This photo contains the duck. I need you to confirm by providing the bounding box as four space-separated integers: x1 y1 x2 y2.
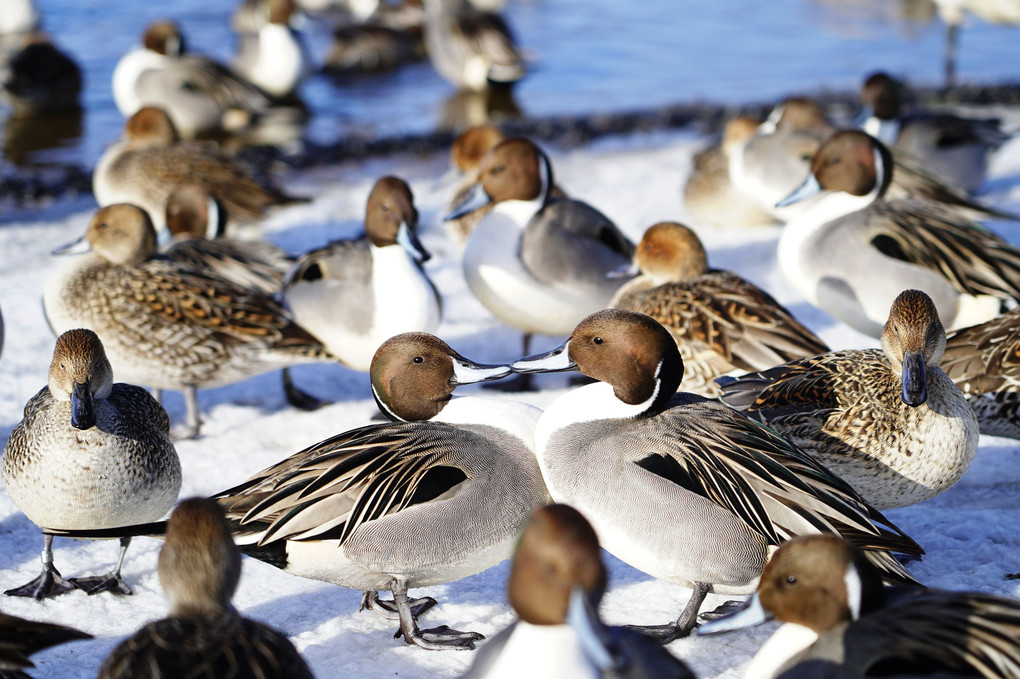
43 204 334 439
98 498 314 679
0 0 38 36
443 124 507 247
860 71 1008 193
683 116 776 228
446 137 634 387
699 535 1020 679
933 0 1020 90
112 20 282 139
609 221 828 397
510 309 923 643
2 329 180 599
282 175 441 374
421 0 524 92
1 34 81 118
718 289 979 510
940 306 1020 439
93 108 308 233
232 0 308 100
0 608 92 675
775 129 1020 338
460 504 696 679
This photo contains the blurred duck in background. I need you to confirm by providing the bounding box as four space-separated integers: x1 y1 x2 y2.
232 0 309 100
421 0 525 92
1 33 81 118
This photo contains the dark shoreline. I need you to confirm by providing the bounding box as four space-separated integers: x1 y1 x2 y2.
4 80 1020 206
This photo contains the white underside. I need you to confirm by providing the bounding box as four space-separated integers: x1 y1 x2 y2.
241 24 305 97
744 623 818 679
484 623 599 679
112 48 168 116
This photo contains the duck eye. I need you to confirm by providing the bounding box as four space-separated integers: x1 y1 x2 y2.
827 156 840 166
493 165 506 174
413 356 424 364
593 337 604 345
786 575 797 585
97 222 109 230
381 204 390 211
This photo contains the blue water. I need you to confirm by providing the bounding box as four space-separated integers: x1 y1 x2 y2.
9 0 1020 168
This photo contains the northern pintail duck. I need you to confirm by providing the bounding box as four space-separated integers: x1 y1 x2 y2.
776 129 1020 338
860 72 1008 193
1 34 81 118
112 20 281 139
421 0 524 92
0 0 38 36
93 108 308 233
683 116 776 228
211 332 547 650
43 204 333 439
2 329 180 599
232 0 307 99
98 498 314 679
0 608 92 675
460 504 696 679
283 176 441 373
941 306 1020 439
443 124 506 247
325 22 422 75
719 289 979 510
447 137 634 385
511 309 922 642
609 222 828 397
700 535 1020 679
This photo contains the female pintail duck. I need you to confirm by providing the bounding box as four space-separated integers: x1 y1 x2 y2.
421 0 524 92
0 607 92 673
2 329 180 599
232 0 307 99
941 306 1020 439
446 137 634 388
860 71 1008 193
699 535 1020 679
164 183 292 297
283 176 441 375
460 504 695 679
609 221 828 397
444 124 506 247
719 289 978 510
43 204 333 439
511 309 922 643
776 129 1020 338
98 498 314 679
93 108 308 233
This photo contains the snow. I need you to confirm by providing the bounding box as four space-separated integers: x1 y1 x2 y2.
2 120 1020 678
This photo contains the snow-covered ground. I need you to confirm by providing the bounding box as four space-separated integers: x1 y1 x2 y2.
2 120 1020 678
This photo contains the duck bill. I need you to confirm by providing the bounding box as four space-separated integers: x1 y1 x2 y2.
397 221 431 264
52 235 91 256
901 350 927 407
606 260 639 280
511 342 577 374
776 173 822 208
696 593 773 636
451 354 511 385
71 380 96 430
443 182 491 221
567 586 615 671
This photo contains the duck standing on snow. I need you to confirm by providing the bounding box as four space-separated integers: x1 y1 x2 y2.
610 221 828 396
2 329 180 599
43 204 334 439
511 309 922 642
98 498 314 679
719 289 979 510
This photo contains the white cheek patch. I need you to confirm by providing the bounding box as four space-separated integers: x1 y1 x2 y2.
843 563 862 620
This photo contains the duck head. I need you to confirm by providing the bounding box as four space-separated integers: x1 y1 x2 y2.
48 329 114 430
882 289 945 408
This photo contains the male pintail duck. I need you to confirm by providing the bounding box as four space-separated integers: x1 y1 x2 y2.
421 0 524 92
93 108 308 233
0 607 92 674
776 129 1020 338
232 0 307 99
700 535 1020 679
446 137 634 388
98 498 314 679
43 204 333 439
511 309 922 643
2 329 180 599
444 124 507 247
719 289 979 510
283 176 441 375
941 306 1020 439
860 71 1008 193
609 221 828 396
460 504 695 679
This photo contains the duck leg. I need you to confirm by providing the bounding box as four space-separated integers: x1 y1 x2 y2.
625 581 710 644
360 589 438 619
282 368 330 411
390 579 483 650
70 537 133 595
169 386 203 440
5 535 78 599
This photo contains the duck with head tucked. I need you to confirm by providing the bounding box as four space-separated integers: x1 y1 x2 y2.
2 329 180 599
511 309 922 643
43 204 334 439
719 289 978 510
